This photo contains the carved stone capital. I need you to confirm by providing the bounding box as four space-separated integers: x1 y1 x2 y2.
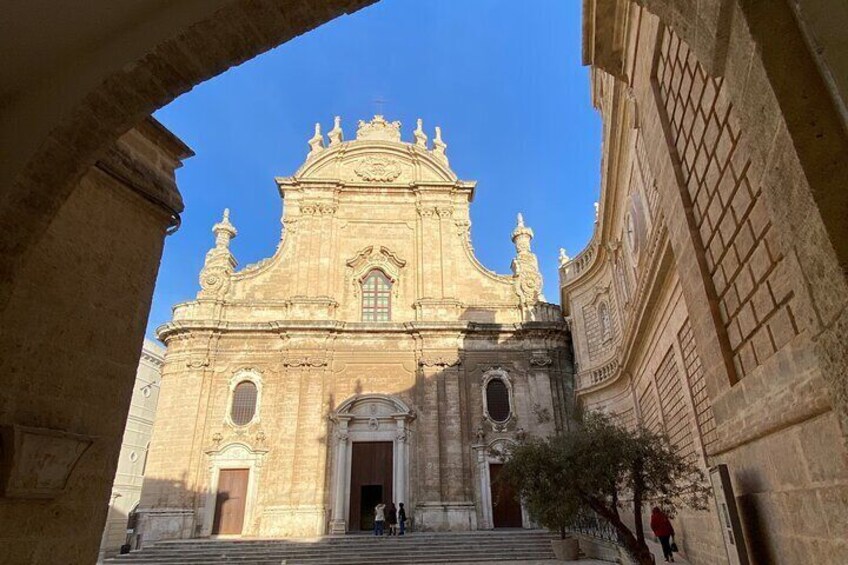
281 357 329 368
418 356 461 368
529 351 553 367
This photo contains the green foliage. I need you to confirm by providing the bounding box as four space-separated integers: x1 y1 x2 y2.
500 411 711 562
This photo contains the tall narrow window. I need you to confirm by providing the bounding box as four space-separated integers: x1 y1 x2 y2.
231 381 258 425
362 270 392 321
485 378 511 423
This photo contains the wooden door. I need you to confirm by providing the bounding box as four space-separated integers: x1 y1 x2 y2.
212 468 249 535
490 463 523 528
349 442 393 531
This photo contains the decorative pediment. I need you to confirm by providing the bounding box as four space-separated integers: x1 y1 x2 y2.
346 245 407 298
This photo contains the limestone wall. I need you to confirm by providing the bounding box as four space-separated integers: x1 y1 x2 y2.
0 119 190 564
568 3 848 563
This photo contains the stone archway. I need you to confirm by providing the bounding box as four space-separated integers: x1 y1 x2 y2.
328 394 415 534
2 1 848 563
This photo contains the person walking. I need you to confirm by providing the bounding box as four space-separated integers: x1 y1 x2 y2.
386 502 398 536
374 502 386 536
650 506 675 562
398 502 407 536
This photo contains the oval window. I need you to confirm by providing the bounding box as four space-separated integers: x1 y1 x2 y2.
486 378 511 423
231 381 258 426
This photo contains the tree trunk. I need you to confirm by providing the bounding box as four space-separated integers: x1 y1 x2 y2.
587 499 654 565
633 491 645 546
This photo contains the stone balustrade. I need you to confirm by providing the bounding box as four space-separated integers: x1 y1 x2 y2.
575 358 619 390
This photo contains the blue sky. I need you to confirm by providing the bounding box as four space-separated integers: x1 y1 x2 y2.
148 0 600 338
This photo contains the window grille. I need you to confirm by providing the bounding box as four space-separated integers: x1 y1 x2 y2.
362 270 392 321
231 381 258 425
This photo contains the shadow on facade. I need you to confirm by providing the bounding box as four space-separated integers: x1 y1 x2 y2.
134 314 573 545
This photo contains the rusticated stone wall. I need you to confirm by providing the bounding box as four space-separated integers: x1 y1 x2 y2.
569 2 848 562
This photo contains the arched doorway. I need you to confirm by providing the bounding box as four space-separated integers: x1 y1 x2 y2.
328 394 415 534
474 438 528 530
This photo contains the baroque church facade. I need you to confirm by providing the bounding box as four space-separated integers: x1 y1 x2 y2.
138 116 571 541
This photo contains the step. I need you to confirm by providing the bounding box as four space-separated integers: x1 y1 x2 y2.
106 530 559 564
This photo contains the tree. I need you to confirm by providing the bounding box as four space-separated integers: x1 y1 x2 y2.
499 412 711 565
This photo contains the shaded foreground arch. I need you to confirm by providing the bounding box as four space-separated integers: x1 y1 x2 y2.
0 0 847 563
1 0 376 307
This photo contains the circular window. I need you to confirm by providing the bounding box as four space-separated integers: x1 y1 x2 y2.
486 378 511 423
231 381 258 426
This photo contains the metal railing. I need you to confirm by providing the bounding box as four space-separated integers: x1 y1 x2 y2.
566 511 625 544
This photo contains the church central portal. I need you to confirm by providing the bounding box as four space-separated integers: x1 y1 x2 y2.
349 442 393 530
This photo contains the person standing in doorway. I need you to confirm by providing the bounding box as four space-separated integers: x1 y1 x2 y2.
374 502 386 536
650 506 675 562
386 502 398 535
398 502 407 535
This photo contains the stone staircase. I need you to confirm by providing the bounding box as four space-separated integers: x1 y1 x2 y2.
105 530 560 564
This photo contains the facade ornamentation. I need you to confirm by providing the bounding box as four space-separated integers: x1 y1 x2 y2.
418 356 462 367
299 201 338 215
511 213 543 306
558 247 570 266
432 126 448 164
280 357 328 368
308 122 325 156
529 351 553 367
346 245 406 298
198 209 237 299
413 118 428 148
186 357 210 369
354 155 402 182
145 115 568 542
327 116 344 146
356 114 402 142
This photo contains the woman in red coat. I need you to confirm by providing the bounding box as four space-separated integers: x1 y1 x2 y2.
650 506 675 562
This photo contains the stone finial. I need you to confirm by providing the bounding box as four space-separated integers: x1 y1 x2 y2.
213 208 237 248
511 212 543 307
512 212 534 244
328 116 344 146
413 118 428 148
308 122 325 156
559 247 570 266
432 126 448 164
199 208 237 298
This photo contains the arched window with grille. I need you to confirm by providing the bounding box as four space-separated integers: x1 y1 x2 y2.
361 270 392 321
230 380 258 426
484 373 512 424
